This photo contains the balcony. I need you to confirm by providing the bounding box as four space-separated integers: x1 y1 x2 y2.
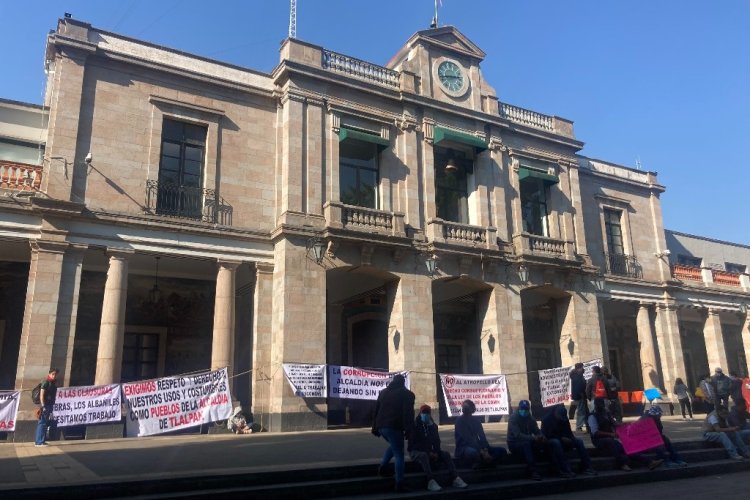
712 270 741 287
670 264 702 282
324 201 405 237
145 180 232 225
1 160 42 192
603 253 642 279
513 233 574 259
426 219 498 249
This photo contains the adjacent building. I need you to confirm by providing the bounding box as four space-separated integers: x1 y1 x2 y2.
0 17 747 437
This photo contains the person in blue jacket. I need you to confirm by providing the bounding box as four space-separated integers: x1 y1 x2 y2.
507 399 550 481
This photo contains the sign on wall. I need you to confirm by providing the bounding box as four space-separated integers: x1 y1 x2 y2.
123 368 232 437
328 365 410 401
54 384 121 427
439 374 509 416
283 363 327 398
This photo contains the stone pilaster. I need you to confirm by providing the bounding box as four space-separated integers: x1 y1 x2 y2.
655 301 685 398
305 99 324 215
267 238 327 431
557 291 606 368
566 164 588 257
488 138 510 241
636 302 659 388
471 149 492 227
250 262 274 425
15 241 86 402
211 261 240 375
703 308 728 372
278 93 305 219
387 272 436 412
421 118 437 229
94 249 133 385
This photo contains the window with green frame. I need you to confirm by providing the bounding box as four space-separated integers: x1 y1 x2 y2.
520 176 549 236
434 147 471 223
339 138 379 209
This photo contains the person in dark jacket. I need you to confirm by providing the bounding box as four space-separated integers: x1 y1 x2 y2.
372 374 415 492
408 404 468 492
541 405 597 477
569 363 587 431
507 400 549 481
454 399 507 468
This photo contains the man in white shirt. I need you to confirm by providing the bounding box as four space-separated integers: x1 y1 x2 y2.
702 405 750 460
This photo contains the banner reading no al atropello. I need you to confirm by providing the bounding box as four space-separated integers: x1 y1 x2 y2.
0 391 20 432
328 365 410 401
54 384 121 427
283 363 327 398
439 374 509 416
123 368 232 437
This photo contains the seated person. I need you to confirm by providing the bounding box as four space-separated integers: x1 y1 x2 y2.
408 404 467 492
228 407 253 434
641 406 686 466
541 404 597 477
454 399 507 469
704 405 750 459
588 398 631 471
728 401 750 438
507 400 549 481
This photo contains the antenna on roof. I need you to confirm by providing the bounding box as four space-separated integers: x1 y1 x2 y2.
636 156 642 170
430 0 440 28
288 0 297 39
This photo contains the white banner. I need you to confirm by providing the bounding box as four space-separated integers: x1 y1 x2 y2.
54 384 121 427
538 358 603 408
0 391 20 432
328 365 410 401
123 368 233 437
283 363 327 398
439 374 509 416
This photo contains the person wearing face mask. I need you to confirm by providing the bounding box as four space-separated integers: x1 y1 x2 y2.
541 404 597 478
507 400 549 481
454 399 507 468
408 404 468 492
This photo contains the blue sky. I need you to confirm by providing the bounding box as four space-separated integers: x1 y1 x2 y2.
1 1 748 244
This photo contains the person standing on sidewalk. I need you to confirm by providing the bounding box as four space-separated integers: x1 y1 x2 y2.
673 377 693 420
372 374 415 492
569 363 587 431
35 368 58 447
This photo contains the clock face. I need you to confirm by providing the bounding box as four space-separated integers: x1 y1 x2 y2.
438 60 465 93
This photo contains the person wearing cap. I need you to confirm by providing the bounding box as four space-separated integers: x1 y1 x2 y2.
712 368 732 409
372 374 415 493
408 404 468 492
507 400 549 481
702 404 750 460
541 404 597 477
641 405 686 467
454 399 507 469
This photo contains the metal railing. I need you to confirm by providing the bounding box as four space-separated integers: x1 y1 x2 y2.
145 180 232 225
603 253 642 278
321 49 400 89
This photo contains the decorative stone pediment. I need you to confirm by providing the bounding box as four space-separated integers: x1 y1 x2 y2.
419 27 486 60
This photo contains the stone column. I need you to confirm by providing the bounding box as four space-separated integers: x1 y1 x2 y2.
211 261 240 375
394 114 421 234
636 302 659 388
15 240 86 398
250 262 274 426
655 301 685 398
703 308 729 372
94 249 133 385
471 149 492 227
387 272 436 412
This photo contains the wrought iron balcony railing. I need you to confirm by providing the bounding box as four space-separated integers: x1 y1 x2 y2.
603 253 642 278
145 180 232 225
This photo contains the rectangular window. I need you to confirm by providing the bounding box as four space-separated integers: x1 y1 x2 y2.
520 177 549 236
157 119 207 218
604 209 625 256
677 254 702 267
339 136 379 209
434 148 471 223
121 333 159 383
726 263 746 274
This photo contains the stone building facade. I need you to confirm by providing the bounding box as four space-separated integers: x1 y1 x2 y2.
0 17 748 436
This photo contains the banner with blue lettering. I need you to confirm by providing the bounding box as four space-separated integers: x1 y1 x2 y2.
123 368 232 437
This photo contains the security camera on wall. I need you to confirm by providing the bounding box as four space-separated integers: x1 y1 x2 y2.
84 152 92 164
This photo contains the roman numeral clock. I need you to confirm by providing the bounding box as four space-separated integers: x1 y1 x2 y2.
435 58 469 97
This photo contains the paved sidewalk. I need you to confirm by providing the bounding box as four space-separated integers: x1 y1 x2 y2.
0 416 705 492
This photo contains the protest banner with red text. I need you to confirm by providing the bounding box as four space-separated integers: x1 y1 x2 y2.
123 368 232 437
616 417 664 455
538 358 603 408
328 365 410 401
439 374 509 416
0 391 20 432
54 384 121 427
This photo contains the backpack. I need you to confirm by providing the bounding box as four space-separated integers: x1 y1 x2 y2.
594 378 607 399
31 383 42 405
